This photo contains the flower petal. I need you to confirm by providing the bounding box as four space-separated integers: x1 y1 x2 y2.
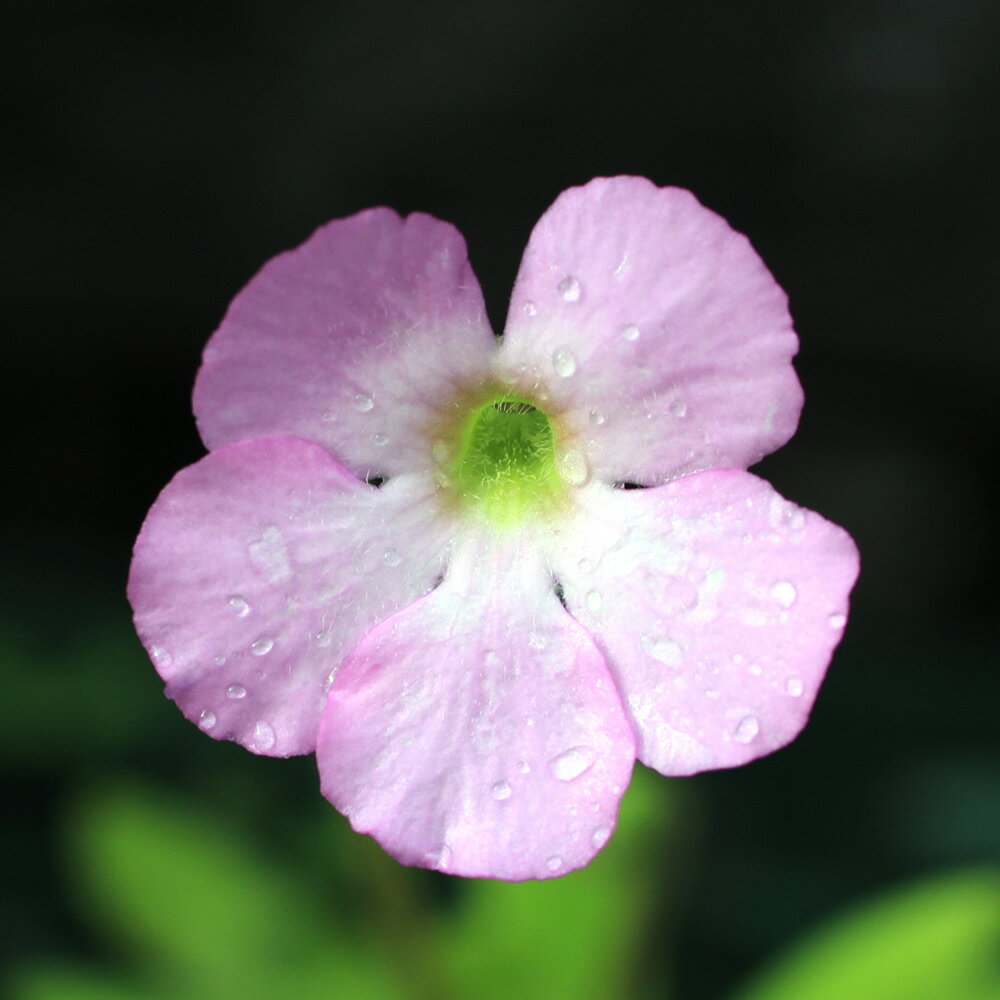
128 437 451 756
500 176 802 484
316 534 635 880
547 472 859 774
194 209 497 477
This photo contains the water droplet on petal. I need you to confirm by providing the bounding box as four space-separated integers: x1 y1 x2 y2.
383 548 401 566
588 408 605 425
484 649 502 667
199 710 217 730
669 399 688 418
250 720 275 751
585 588 603 613
425 845 452 871
771 581 797 608
748 663 763 676
372 432 389 446
517 760 531 774
591 825 611 849
353 393 374 412
557 275 581 301
641 634 681 666
785 507 806 531
552 347 577 377
315 626 335 648
527 632 547 650
523 300 538 316
621 323 640 341
733 715 760 743
556 447 589 486
251 636 274 656
150 645 173 668
226 683 247 700
785 676 804 697
828 612 847 629
228 595 250 617
491 780 512 801
321 409 337 422
549 745 596 781
546 855 564 871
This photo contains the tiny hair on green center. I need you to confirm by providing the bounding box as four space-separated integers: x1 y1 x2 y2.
447 394 566 526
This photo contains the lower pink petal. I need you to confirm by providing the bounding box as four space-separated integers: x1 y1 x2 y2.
317 533 635 880
547 471 859 774
128 437 451 756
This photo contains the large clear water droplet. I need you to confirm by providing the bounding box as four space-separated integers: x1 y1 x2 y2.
250 720 275 751
250 636 274 656
549 745 596 781
228 595 250 617
353 393 374 412
557 276 581 301
491 780 512 801
552 348 577 377
591 825 611 849
641 634 681 666
733 715 760 743
226 683 247 700
771 581 797 608
199 709 217 731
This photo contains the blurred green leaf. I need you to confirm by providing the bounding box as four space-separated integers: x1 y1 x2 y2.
440 765 678 1000
8 965 170 1000
727 868 1000 1000
61 781 404 1000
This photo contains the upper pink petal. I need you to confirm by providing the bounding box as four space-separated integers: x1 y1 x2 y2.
546 472 859 774
316 532 636 880
500 176 802 484
194 209 498 477
127 436 451 756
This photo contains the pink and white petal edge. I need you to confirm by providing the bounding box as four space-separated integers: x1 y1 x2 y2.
500 176 803 484
128 436 451 756
546 470 859 775
317 532 636 880
194 209 498 479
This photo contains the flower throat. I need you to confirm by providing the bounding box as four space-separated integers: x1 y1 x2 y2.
447 395 566 526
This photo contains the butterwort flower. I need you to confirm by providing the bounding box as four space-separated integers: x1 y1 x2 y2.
129 176 859 880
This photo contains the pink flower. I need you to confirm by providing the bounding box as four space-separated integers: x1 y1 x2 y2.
129 176 859 880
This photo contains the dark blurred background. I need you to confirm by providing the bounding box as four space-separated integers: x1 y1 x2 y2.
3 1 998 998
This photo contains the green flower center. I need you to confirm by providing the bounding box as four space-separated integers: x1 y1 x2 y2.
447 395 567 526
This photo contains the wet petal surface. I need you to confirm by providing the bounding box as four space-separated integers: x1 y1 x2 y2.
317 533 635 880
501 177 802 484
548 471 859 774
194 209 497 478
128 437 451 756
